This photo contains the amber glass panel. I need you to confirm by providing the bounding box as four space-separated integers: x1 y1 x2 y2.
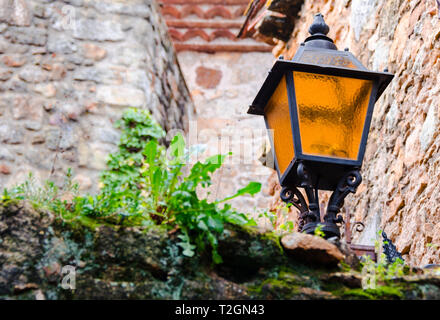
293 71 373 160
265 76 294 175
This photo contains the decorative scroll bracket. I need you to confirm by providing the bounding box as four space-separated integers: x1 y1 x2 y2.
280 162 362 239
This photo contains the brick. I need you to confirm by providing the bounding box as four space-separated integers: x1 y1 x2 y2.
83 43 107 61
195 66 222 89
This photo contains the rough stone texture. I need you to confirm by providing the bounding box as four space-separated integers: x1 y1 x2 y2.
265 0 440 267
281 233 345 267
2 200 440 300
177 51 275 217
0 0 195 192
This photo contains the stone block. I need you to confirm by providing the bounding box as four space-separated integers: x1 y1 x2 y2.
96 85 145 107
49 64 67 81
60 103 84 121
47 32 77 54
420 103 438 152
24 120 42 131
0 163 11 174
18 66 48 83
62 0 84 6
0 0 31 27
31 133 45 145
0 37 8 53
93 127 120 145
45 127 77 151
73 68 101 82
6 27 47 46
82 43 107 61
12 96 44 121
2 54 26 67
0 68 12 81
72 18 125 42
281 233 345 267
24 147 52 170
34 83 56 98
0 147 14 161
0 123 24 144
91 1 150 17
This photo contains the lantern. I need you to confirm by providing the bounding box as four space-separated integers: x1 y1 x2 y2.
248 14 394 238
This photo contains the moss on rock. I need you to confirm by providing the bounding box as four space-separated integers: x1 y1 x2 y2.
1 201 439 300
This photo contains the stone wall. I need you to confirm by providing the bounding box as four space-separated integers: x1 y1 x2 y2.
4 200 440 300
265 0 440 266
177 51 275 216
0 0 195 191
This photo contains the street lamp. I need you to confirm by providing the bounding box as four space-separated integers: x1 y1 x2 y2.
248 13 394 239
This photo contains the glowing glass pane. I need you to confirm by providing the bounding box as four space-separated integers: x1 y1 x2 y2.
265 76 294 175
293 71 372 160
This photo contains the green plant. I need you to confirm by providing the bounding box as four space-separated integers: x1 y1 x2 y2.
385 257 405 279
314 223 325 238
3 169 79 215
278 220 295 233
258 202 295 234
359 229 407 291
258 210 277 229
135 132 260 263
360 253 405 290
3 108 262 264
101 108 166 192
96 109 262 263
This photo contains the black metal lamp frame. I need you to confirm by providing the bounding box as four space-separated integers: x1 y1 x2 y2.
247 13 394 238
280 163 362 238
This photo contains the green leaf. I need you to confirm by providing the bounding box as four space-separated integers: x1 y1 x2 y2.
238 182 261 196
143 140 158 164
207 232 222 264
180 244 195 257
177 234 196 257
217 181 261 203
197 220 208 231
152 168 162 188
207 216 223 233
169 133 185 160
205 154 226 167
171 190 193 199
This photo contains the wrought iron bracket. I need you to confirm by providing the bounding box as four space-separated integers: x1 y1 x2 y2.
344 208 365 244
280 162 362 239
323 169 362 232
280 162 321 232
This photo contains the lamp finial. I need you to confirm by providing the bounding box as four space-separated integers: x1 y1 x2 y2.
304 13 336 50
309 13 329 36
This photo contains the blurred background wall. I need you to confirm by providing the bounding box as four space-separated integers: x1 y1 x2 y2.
0 0 195 191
